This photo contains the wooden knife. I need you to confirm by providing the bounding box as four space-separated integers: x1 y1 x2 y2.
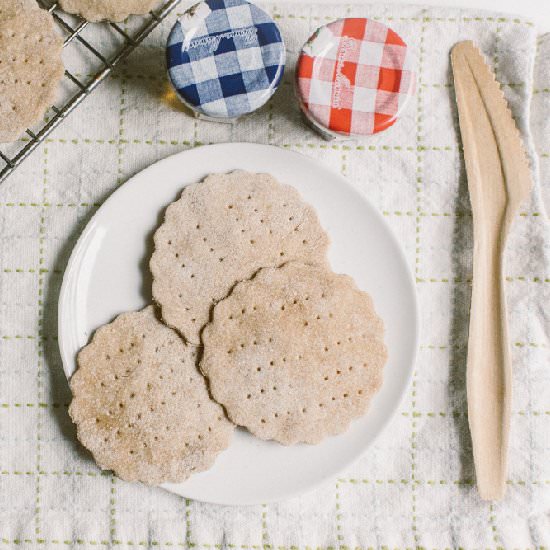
450 41 533 500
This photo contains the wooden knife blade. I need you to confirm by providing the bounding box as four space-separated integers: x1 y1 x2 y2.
450 41 532 500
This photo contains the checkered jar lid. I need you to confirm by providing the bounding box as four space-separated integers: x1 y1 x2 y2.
296 18 415 138
167 0 285 120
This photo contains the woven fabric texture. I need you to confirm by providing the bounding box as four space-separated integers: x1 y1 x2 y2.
0 1 549 548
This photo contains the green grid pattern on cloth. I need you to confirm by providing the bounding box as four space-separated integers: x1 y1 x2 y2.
0 2 549 549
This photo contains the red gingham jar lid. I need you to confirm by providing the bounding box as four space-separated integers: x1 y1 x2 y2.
296 18 416 138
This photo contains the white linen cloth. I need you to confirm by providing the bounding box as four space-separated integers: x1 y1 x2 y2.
0 1 548 548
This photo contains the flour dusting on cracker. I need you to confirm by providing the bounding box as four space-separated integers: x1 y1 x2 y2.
69 306 234 485
201 262 387 445
0 4 64 143
150 171 330 344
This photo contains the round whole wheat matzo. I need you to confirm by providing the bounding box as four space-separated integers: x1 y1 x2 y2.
200 262 388 445
58 0 162 22
0 0 38 19
69 306 234 485
150 171 330 344
0 4 64 143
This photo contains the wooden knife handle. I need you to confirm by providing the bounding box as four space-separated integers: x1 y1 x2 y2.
467 218 511 500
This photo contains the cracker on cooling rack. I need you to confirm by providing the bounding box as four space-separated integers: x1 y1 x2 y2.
0 2 64 143
58 0 162 22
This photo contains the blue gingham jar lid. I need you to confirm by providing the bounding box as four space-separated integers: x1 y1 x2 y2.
167 0 285 119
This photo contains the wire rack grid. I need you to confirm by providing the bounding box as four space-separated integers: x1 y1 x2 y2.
0 0 182 185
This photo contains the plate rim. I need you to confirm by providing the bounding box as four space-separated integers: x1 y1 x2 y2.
58 142 419 505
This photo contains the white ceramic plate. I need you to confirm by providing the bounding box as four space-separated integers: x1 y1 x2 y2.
59 143 418 505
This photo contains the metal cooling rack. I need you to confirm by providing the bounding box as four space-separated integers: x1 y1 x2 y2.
0 0 182 185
